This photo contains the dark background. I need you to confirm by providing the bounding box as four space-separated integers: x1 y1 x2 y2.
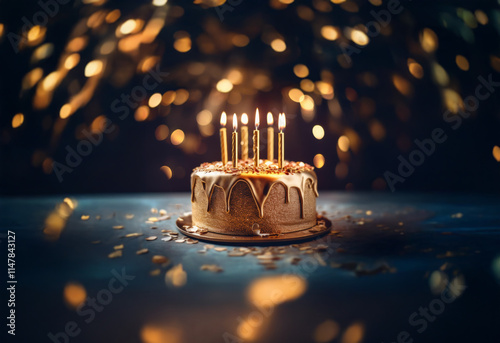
1 0 499 195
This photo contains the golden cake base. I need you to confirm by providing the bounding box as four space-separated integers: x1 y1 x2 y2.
176 213 331 244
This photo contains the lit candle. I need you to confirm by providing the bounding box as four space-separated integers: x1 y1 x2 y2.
267 112 274 161
241 113 249 160
232 114 238 168
278 113 286 169
220 112 228 165
253 108 260 168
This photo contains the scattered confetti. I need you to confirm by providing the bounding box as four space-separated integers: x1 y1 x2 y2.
136 248 149 255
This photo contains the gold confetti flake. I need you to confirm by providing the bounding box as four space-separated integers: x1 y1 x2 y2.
161 236 173 242
91 240 101 244
175 239 186 243
108 250 122 258
186 238 199 244
451 212 463 218
81 215 90 220
148 217 159 222
113 225 124 230
113 244 124 250
125 233 144 238
136 248 149 255
146 236 158 241
159 209 167 216
150 269 161 276
214 247 227 252
125 214 135 219
228 250 246 257
152 255 169 264
151 208 158 213
200 264 223 273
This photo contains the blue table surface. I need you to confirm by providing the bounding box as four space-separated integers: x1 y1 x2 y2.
1 192 500 343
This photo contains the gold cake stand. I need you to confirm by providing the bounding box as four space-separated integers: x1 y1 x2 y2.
176 213 332 244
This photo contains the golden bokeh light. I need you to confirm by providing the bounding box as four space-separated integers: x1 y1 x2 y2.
152 0 168 6
348 29 369 46
105 9 121 23
64 53 80 70
407 59 424 79
170 129 185 145
174 37 192 52
173 89 189 105
84 60 103 77
455 55 470 71
232 34 250 47
313 154 325 168
90 115 107 134
148 93 162 108
63 282 87 309
300 95 315 111
288 88 305 102
313 319 340 343
312 125 325 140
293 64 309 78
341 322 365 343
392 74 413 96
321 25 339 41
165 264 187 287
270 38 286 52
120 19 137 35
155 125 169 141
12 113 24 128
134 105 150 121
247 275 307 307
196 110 213 126
493 146 500 162
338 135 350 152
300 79 315 92
59 104 72 119
420 28 438 53
160 165 173 179
162 90 176 106
216 79 233 93
140 324 182 343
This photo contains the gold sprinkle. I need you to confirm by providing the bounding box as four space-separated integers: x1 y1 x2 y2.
136 248 149 255
125 214 135 219
175 239 186 243
113 244 124 250
152 255 169 264
108 250 122 258
146 236 158 241
125 233 143 238
81 215 90 221
214 247 227 252
113 225 124 230
201 264 224 273
149 269 161 276
151 208 158 213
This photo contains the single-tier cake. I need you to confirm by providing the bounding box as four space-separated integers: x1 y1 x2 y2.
191 160 318 236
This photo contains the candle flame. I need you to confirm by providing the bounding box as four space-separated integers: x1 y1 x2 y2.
233 113 238 131
255 108 260 130
220 111 227 127
267 112 273 125
241 113 248 125
279 113 286 131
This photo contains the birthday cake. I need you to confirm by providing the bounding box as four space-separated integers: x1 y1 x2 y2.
190 160 318 236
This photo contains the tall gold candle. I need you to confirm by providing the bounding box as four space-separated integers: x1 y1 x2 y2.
267 112 274 161
253 108 260 167
278 113 286 169
232 114 238 168
220 112 228 165
240 113 249 160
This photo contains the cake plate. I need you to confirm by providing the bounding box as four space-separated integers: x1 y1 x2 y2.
176 213 332 244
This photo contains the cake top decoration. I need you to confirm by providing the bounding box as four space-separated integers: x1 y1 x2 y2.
193 160 314 175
